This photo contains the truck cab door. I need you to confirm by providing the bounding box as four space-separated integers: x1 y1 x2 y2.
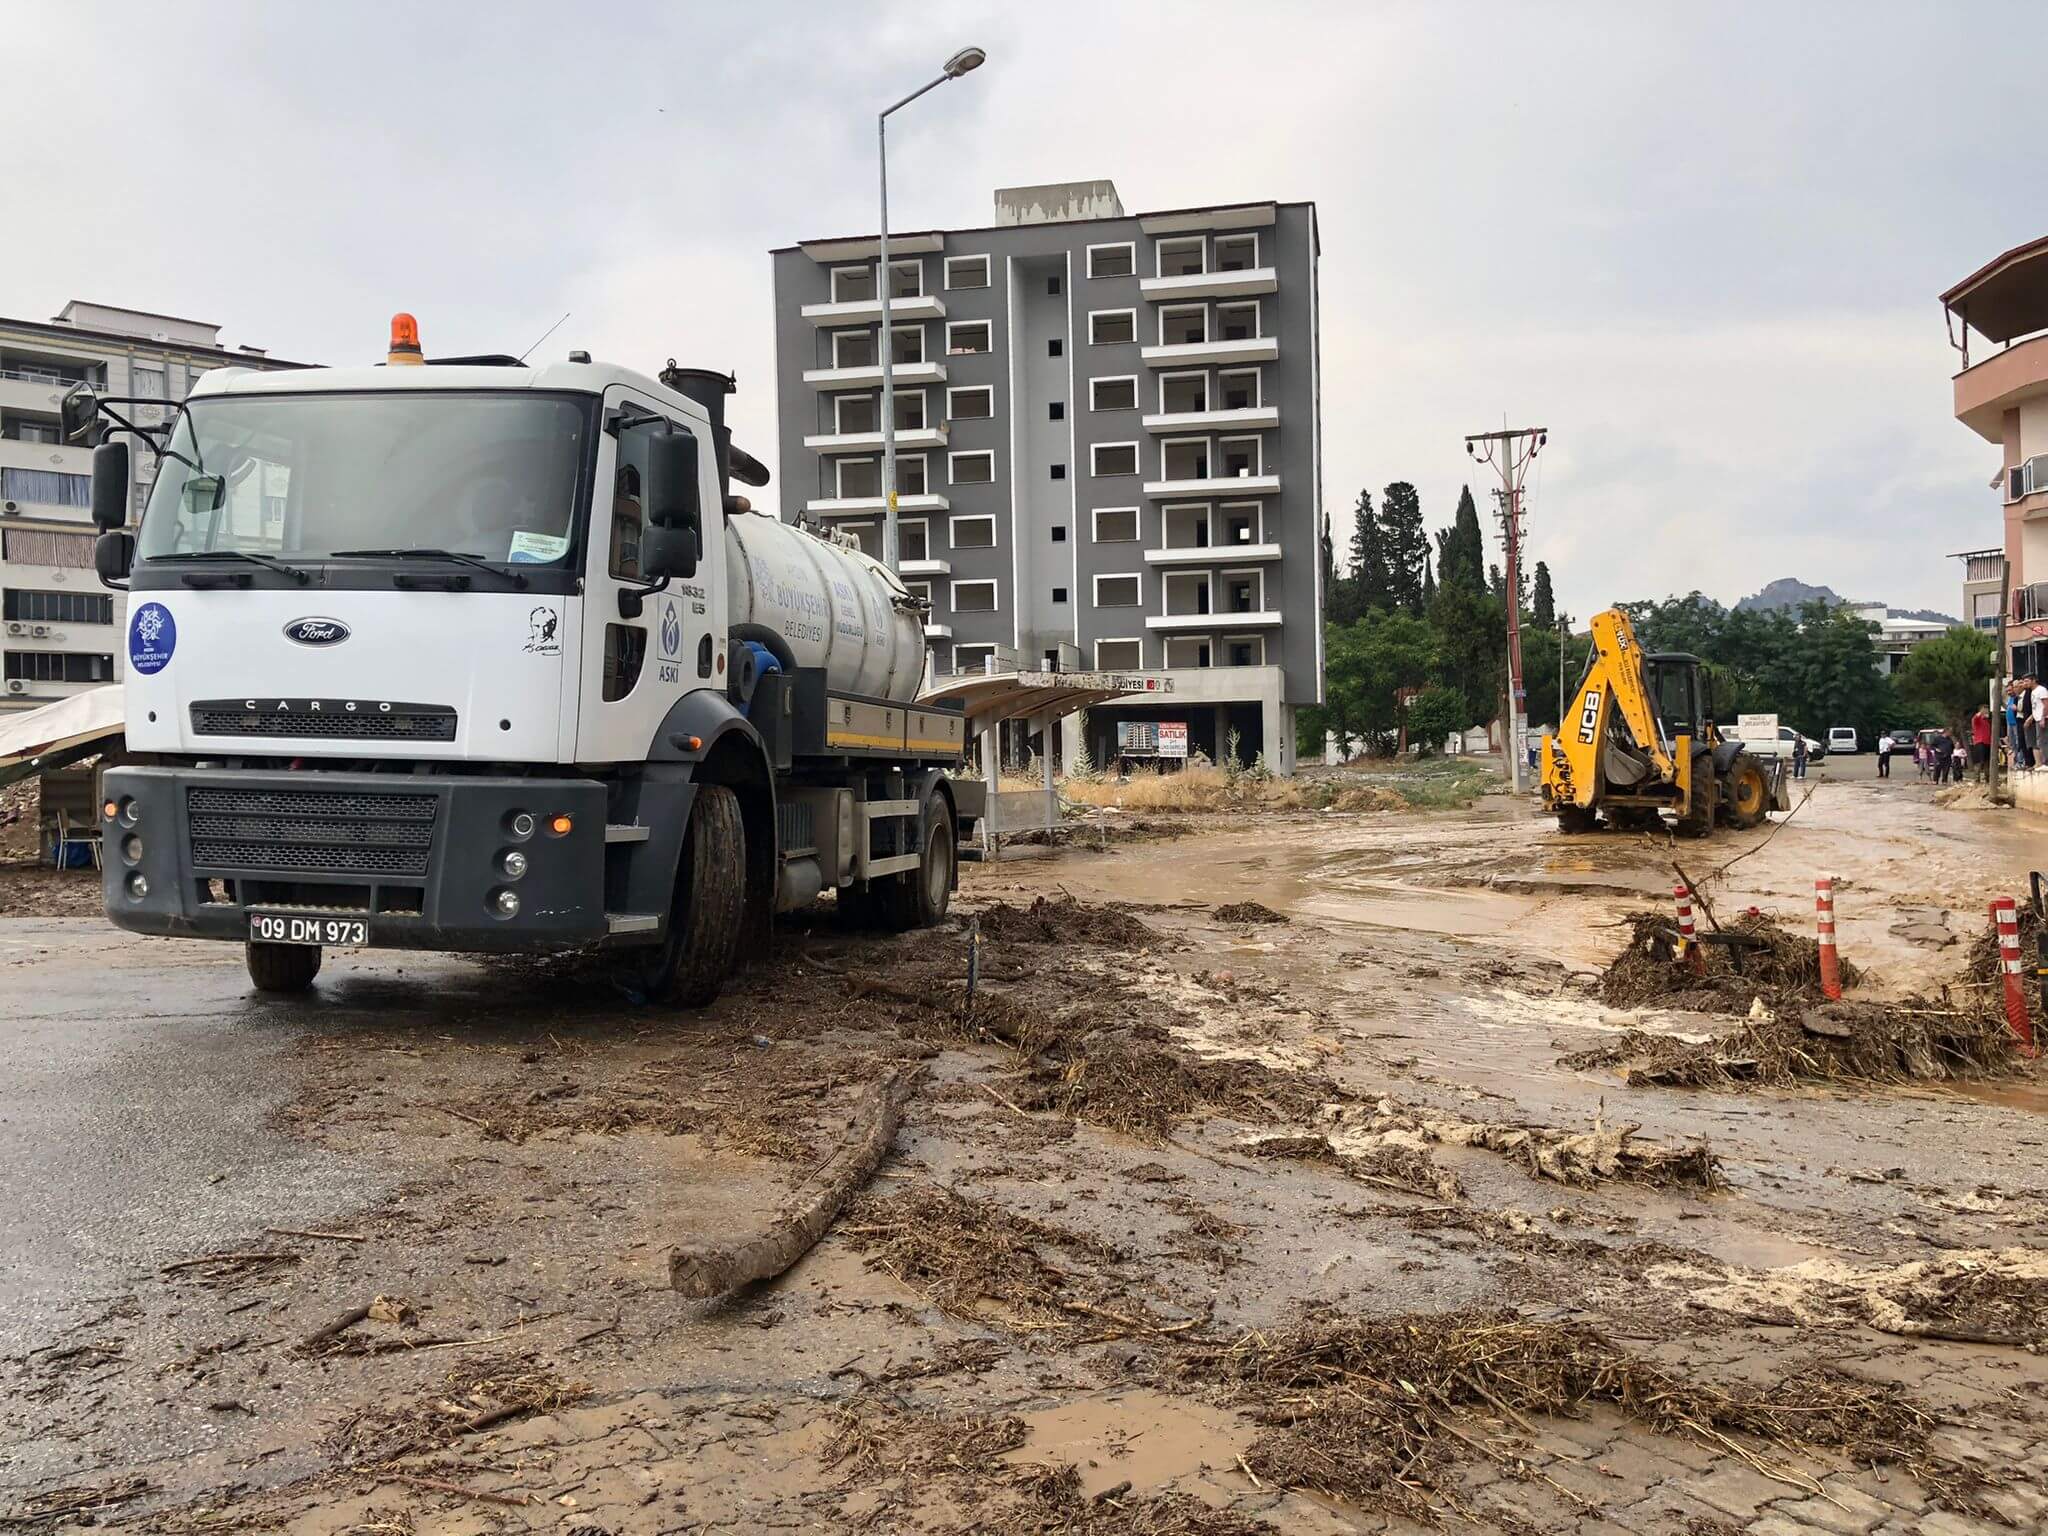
572 385 724 763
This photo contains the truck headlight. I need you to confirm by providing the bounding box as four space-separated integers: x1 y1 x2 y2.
122 835 143 864
507 811 536 840
126 872 149 900
492 888 520 918
501 850 528 879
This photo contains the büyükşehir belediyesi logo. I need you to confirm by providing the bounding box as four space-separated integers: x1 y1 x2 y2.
129 602 177 675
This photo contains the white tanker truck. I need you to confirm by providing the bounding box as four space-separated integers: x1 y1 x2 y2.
66 317 981 1002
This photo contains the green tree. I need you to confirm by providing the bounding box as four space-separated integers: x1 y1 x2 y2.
1403 686 1466 754
1531 562 1555 629
1435 485 1486 591
1420 550 1436 608
1350 488 1395 614
1379 481 1428 613
1299 610 1438 756
1895 626 1995 731
1426 577 1506 730
1319 511 1336 618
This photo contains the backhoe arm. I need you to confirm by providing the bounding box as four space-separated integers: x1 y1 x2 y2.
1542 608 1676 814
1588 610 1675 779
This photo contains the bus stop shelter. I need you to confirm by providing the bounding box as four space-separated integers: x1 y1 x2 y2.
918 668 1174 855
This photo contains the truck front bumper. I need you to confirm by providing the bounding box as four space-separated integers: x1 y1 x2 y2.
101 767 613 953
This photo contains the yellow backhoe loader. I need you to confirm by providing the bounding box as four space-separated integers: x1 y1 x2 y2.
1540 608 1786 837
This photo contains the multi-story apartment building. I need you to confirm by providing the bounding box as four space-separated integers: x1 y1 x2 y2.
0 301 304 712
1952 547 2006 637
770 181 1322 773
1942 237 2048 680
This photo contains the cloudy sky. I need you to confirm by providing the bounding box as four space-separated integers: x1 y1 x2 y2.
9 2 2043 619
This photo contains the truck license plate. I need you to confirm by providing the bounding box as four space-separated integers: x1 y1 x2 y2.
249 912 367 947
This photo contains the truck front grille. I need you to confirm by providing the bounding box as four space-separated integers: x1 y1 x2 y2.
190 700 457 741
186 786 439 878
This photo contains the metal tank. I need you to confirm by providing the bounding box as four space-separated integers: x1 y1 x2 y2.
723 510 924 704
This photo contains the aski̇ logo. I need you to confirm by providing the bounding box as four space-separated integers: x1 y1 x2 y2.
660 598 681 658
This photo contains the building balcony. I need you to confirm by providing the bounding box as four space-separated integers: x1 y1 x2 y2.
1144 542 1282 566
1142 406 1278 434
0 372 87 418
1954 333 2048 442
923 622 954 640
1139 267 1278 303
0 435 92 476
1143 472 1280 498
804 492 950 516
800 294 945 327
801 425 948 454
2017 582 2048 624
801 360 947 390
1146 609 1284 631
1141 336 1278 369
900 557 951 577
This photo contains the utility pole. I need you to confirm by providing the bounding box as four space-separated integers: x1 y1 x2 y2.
1465 425 1547 793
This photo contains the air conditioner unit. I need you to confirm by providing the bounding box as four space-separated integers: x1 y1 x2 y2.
1 500 18 515
30 625 50 638
3 622 21 636
6 680 27 695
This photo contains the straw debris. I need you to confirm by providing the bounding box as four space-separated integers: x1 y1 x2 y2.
1600 910 1858 1014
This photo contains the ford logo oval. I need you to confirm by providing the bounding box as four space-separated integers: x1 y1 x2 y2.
284 617 352 646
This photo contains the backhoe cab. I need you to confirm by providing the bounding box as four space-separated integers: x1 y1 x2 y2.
1540 608 1783 838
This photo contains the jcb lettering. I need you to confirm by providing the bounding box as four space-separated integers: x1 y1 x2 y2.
1576 689 1602 744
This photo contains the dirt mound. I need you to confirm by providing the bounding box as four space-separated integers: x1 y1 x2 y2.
1170 1308 1991 1521
1213 901 1288 925
1600 909 1858 1014
967 895 1159 949
1934 782 1998 811
1677 1247 2048 1349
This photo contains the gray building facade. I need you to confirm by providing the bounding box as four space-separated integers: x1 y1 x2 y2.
769 181 1323 773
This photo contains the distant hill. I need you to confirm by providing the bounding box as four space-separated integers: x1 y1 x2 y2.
1734 578 1957 627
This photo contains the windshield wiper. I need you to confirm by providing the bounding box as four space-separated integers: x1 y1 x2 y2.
328 548 529 589
147 549 310 585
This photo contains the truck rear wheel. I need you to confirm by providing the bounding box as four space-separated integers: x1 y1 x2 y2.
1723 756 1770 829
1555 805 1597 834
247 941 321 993
883 792 955 931
644 783 746 1007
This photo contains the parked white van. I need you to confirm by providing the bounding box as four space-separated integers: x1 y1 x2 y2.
1827 727 1860 754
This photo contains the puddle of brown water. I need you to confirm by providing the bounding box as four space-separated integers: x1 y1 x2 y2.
1006 1389 1249 1497
1946 1077 2048 1116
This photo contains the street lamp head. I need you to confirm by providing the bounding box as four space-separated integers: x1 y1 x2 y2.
943 46 987 77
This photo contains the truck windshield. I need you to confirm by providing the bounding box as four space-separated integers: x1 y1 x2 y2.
136 392 592 567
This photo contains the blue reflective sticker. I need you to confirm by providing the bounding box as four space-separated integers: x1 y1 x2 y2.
129 602 177 675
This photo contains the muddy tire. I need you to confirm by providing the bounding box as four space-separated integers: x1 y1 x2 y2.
247 941 321 993
882 793 955 932
1609 807 1661 834
1676 754 1716 838
1722 755 1770 830
642 784 746 1007
1555 805 1598 834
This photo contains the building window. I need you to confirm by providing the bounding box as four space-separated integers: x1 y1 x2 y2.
955 644 995 673
1165 636 1212 669
1048 401 1065 421
1219 436 1261 477
831 330 877 369
898 455 929 494
835 458 880 499
1218 368 1261 410
1047 275 1062 296
1087 243 1136 279
1220 503 1261 546
1089 309 1136 346
2 419 61 445
1096 638 1141 670
2 528 95 566
1159 372 1208 414
1159 438 1210 481
834 394 879 434
1052 586 1068 603
1216 301 1260 341
1 468 92 509
3 589 114 625
831 265 878 303
947 385 994 420
1094 574 1141 607
1050 464 1066 481
1225 636 1264 666
950 514 997 549
1156 237 1205 277
949 450 995 485
1223 572 1262 612
1091 442 1139 477
904 578 933 606
1048 338 1063 358
4 651 114 683
952 579 998 612
944 254 990 290
894 390 928 430
888 260 924 298
946 320 992 355
900 520 930 563
891 326 926 365
1051 525 1067 542
1092 507 1139 543
1159 306 1207 346
1090 376 1138 412
1214 234 1259 272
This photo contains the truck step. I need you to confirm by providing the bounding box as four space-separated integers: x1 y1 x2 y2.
605 824 651 844
606 913 660 935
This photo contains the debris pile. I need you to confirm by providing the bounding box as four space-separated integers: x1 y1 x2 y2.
1213 901 1289 925
1674 1246 2048 1349
1600 909 1857 1013
967 894 1160 949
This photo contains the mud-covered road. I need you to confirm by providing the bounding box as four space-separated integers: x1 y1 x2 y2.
3 772 2046 1535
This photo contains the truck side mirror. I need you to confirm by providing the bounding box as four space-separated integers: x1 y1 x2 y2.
641 523 699 582
95 530 134 586
91 441 130 530
641 427 702 580
61 384 102 444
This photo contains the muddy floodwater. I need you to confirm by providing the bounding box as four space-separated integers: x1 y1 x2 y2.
2 770 2045 1534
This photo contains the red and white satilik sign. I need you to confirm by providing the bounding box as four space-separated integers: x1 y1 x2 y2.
1158 721 1189 759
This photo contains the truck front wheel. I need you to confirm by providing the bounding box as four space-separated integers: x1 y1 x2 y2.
644 783 746 1007
247 941 321 993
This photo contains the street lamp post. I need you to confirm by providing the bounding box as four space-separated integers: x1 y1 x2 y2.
879 45 986 572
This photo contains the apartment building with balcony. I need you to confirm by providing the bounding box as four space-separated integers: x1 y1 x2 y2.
1941 238 2048 679
770 180 1322 773
0 301 306 712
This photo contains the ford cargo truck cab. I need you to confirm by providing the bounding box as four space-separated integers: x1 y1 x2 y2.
73 318 974 1001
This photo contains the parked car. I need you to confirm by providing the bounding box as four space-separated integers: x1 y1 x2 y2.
1885 730 1917 753
1827 727 1860 754
1728 725 1823 762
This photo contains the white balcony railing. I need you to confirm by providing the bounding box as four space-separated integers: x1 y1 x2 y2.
1145 542 1282 566
1145 609 1284 631
1142 405 1278 434
1143 472 1281 498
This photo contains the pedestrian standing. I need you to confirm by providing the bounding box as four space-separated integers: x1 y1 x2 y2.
1876 731 1892 779
1792 732 1807 780
2008 683 2028 771
2033 676 2048 771
1971 705 1993 782
1932 728 1953 784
